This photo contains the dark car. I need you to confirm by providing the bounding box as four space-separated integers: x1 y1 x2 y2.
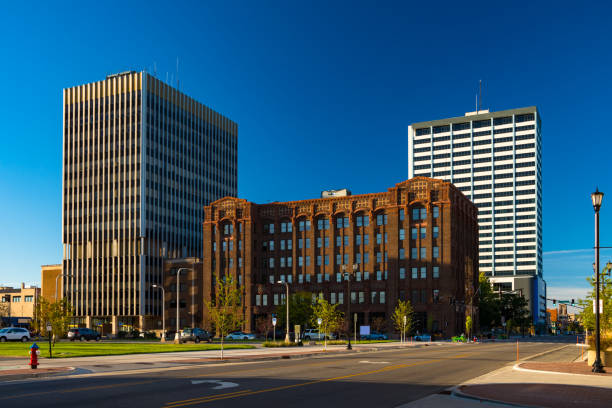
181 328 212 343
67 327 101 341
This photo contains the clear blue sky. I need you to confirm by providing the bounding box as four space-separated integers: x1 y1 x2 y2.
1 1 611 309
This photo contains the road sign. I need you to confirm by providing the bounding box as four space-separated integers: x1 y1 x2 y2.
317 318 322 326
593 299 603 314
360 325 370 336
46 324 52 332
272 317 277 326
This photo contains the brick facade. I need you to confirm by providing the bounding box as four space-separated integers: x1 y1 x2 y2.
202 178 479 337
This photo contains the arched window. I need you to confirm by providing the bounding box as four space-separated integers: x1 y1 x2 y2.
411 206 427 221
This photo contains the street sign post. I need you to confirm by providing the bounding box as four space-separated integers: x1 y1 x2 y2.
272 317 277 342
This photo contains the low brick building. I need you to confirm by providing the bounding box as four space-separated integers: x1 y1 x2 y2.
202 178 479 338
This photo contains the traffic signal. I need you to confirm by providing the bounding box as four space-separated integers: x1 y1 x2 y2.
571 299 575 306
552 299 556 305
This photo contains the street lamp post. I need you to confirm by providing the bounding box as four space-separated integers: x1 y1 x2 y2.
343 264 358 350
277 281 290 342
54 274 74 303
591 188 605 373
152 284 166 342
175 268 188 344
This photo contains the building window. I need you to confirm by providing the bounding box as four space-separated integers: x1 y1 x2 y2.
299 239 303 249
269 240 274 251
298 274 303 283
331 293 336 304
376 233 382 244
380 291 386 304
377 214 388 226
306 274 311 282
412 207 426 220
256 295 261 306
376 252 382 263
411 228 417 240
317 218 330 230
337 216 349 229
274 294 279 305
364 234 370 245
306 256 311 266
317 237 322 248
263 294 268 305
420 247 426 259
399 229 405 240
325 255 329 265
344 235 349 247
298 256 303 266
399 209 405 221
433 290 440 303
24 295 33 302
281 221 293 233
376 270 382 280
336 273 342 282
338 292 344 304
287 257 292 267
344 253 349 264
420 227 426 239
269 275 274 284
399 248 405 260
12 296 21 302
336 254 341 265
299 220 311 231
356 214 369 227
433 247 439 258
371 291 377 304
325 237 329 247
306 239 310 249
433 226 439 238
400 267 406 279
356 253 362 264
336 236 341 247
364 271 370 280
359 292 365 304
420 267 427 279
356 271 362 281
364 253 369 264
411 248 417 259
433 206 439 218
317 274 322 283
351 292 357 304
269 258 274 268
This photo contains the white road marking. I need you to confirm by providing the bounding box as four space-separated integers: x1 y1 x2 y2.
359 360 390 364
191 379 239 389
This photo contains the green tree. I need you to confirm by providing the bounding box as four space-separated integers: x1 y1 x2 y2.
500 293 531 336
205 275 244 359
478 272 500 330
392 300 413 342
274 291 314 332
311 298 343 350
0 301 8 328
579 271 612 346
465 316 473 338
34 296 73 346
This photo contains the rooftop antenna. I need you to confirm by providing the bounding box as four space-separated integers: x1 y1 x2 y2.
478 79 483 112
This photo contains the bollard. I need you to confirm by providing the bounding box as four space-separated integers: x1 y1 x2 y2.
516 340 519 362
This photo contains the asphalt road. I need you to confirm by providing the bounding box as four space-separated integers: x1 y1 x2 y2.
0 340 576 408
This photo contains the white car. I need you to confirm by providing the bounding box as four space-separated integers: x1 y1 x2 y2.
225 331 256 340
302 329 336 341
0 327 31 342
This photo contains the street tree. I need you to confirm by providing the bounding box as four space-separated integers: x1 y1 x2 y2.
392 300 413 342
205 275 244 359
478 272 500 330
0 301 8 327
465 316 473 339
34 296 73 345
579 272 612 346
311 298 343 350
274 291 314 332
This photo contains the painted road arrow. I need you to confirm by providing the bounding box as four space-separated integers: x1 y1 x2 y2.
191 379 239 390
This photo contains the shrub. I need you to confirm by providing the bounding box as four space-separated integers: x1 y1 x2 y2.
587 333 612 350
262 341 303 347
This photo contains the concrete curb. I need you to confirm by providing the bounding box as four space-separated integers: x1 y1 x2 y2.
451 385 539 408
512 363 609 378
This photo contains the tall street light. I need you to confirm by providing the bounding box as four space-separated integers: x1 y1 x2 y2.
55 274 74 303
152 284 165 342
591 188 605 373
278 280 290 342
343 263 358 350
175 268 189 344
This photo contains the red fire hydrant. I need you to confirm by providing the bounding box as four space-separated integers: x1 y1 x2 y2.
29 343 40 369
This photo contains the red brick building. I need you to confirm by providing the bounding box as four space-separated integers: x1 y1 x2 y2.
202 178 479 337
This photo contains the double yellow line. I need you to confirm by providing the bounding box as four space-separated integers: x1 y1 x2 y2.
164 353 472 407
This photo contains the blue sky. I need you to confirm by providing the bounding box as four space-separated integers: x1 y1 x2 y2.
1 1 611 308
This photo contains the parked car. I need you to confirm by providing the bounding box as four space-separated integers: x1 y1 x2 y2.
67 328 101 341
265 328 287 340
181 328 212 343
361 331 388 340
226 331 256 340
302 329 336 341
0 327 31 342
414 333 432 342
